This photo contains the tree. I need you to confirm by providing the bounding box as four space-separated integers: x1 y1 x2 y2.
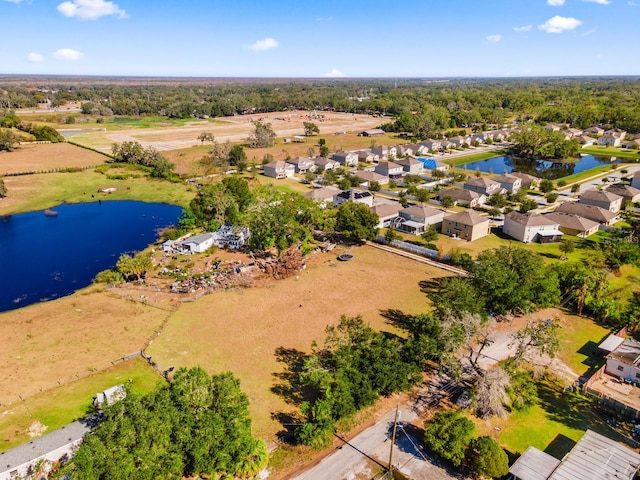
0 177 6 198
115 252 153 282
111 141 146 164
421 224 439 243
440 195 455 208
539 179 555 194
368 180 381 193
415 188 431 203
62 367 267 479
546 192 559 204
519 198 538 213
571 183 581 193
467 436 509 479
335 202 379 242
424 410 475 466
247 121 276 148
510 318 560 362
559 239 575 260
487 192 507 208
475 366 510 418
150 156 175 179
197 132 214 145
228 144 247 166
0 128 20 151
384 227 400 244
303 121 320 136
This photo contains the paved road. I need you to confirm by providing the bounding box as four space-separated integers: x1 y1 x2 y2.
291 405 466 480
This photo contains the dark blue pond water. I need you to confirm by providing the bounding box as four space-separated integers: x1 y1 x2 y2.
461 154 622 179
0 201 182 312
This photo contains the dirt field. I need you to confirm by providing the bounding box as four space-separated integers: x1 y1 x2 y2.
145 244 452 442
0 285 169 407
0 143 108 175
69 111 384 153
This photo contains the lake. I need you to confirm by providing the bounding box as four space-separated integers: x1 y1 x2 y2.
0 201 182 312
460 154 622 179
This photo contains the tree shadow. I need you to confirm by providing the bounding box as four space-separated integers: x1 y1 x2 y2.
418 278 447 297
380 308 414 331
270 346 312 406
544 433 575 459
270 411 301 444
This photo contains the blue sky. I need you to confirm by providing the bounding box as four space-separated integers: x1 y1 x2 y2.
1 0 638 77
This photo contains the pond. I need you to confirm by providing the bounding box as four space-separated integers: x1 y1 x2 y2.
460 154 623 180
0 201 182 312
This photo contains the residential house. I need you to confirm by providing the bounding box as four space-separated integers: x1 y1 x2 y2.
437 188 486 207
632 171 640 190
210 225 250 249
509 429 640 480
304 186 341 207
579 188 623 212
585 125 605 136
488 130 506 142
332 151 359 167
395 145 413 157
554 202 619 225
0 420 92 480
313 157 340 171
470 133 486 145
372 145 398 160
264 160 295 179
438 139 453 150
463 177 504 197
352 171 389 186
442 210 490 241
371 202 403 229
375 161 404 178
604 337 640 384
395 157 424 175
394 205 445 235
503 211 563 243
623 139 640 150
492 173 522 193
356 150 379 163
409 143 428 155
567 127 583 137
420 139 442 152
509 172 540 189
286 156 316 173
180 233 216 254
544 212 600 238
448 135 469 148
419 157 449 172
358 128 386 136
333 189 374 208
544 123 562 131
606 184 640 205
598 128 627 147
578 135 595 147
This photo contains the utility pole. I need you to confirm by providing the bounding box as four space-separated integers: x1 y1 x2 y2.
387 405 400 477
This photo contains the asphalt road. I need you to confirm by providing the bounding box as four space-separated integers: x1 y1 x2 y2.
291 389 468 480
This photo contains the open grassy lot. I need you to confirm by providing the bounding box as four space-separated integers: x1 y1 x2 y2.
0 166 195 215
0 286 169 407
0 358 161 452
582 146 640 160
146 244 451 442
556 313 611 377
0 142 109 175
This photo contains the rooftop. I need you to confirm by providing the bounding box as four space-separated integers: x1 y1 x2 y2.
444 210 489 225
505 211 559 227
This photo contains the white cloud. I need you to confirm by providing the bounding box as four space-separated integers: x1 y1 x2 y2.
582 0 611 4
27 52 44 63
316 16 334 22
538 16 582 33
580 27 598 36
514 25 532 32
57 0 127 20
52 48 84 60
548 0 566 5
324 69 344 78
248 37 278 52
486 34 502 43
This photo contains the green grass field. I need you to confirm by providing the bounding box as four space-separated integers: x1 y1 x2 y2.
0 359 162 452
0 168 196 216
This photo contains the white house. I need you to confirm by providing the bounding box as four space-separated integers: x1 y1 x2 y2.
179 233 216 253
263 160 295 179
579 189 623 213
374 161 404 178
333 189 374 207
503 211 563 244
331 151 359 167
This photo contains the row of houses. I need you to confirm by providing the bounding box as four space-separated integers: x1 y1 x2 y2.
545 124 640 148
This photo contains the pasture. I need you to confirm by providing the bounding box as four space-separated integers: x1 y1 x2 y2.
0 142 108 175
146 244 451 442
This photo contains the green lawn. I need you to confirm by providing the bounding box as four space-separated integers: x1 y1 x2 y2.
0 359 162 452
581 146 640 160
557 313 611 377
0 168 196 216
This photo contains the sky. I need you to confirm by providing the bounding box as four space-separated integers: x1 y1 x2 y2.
0 0 639 78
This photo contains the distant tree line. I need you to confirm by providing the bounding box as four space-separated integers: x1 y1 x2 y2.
2 78 640 133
